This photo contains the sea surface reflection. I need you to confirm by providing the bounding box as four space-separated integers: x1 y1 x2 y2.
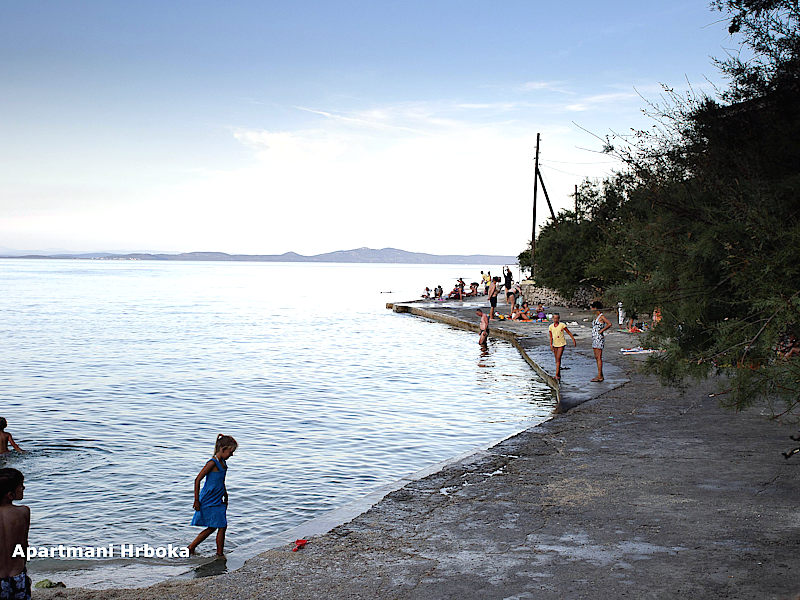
0 259 554 588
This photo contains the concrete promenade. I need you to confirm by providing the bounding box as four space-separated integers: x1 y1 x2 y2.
39 298 800 599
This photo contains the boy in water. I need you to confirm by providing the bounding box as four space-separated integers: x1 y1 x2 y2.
476 309 489 345
0 468 30 600
0 420 23 454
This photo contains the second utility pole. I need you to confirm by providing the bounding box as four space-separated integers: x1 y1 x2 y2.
530 134 556 279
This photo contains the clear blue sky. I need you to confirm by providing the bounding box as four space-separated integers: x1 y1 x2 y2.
0 1 736 256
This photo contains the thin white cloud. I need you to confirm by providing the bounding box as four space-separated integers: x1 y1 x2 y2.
455 101 529 112
294 106 422 134
518 80 572 94
295 102 517 135
565 91 641 112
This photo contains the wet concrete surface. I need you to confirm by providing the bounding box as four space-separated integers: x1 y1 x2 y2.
395 297 632 410
39 300 800 599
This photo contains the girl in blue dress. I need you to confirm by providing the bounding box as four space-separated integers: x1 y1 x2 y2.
188 434 237 556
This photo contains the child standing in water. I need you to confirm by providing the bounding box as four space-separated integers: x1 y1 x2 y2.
476 309 490 345
0 419 23 454
188 434 237 556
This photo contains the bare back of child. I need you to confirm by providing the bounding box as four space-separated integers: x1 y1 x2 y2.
0 418 23 455
0 468 31 599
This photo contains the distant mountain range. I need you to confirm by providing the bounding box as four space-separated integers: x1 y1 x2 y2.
2 247 518 265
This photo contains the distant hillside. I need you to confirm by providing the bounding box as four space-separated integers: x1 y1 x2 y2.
3 247 518 265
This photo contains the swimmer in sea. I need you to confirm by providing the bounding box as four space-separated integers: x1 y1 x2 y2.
0 418 23 454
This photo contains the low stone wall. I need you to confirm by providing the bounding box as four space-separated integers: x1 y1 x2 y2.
518 284 568 306
519 282 593 308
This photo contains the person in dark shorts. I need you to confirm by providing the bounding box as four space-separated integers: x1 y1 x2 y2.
503 266 514 304
488 277 499 320
0 468 31 600
476 309 489 345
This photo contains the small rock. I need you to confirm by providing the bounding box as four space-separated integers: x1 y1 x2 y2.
34 579 66 589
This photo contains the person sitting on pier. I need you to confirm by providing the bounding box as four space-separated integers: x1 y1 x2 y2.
466 282 480 297
448 278 466 300
434 285 443 299
422 287 431 299
536 303 547 321
517 302 532 321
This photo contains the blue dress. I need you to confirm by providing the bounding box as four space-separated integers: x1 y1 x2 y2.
190 457 228 528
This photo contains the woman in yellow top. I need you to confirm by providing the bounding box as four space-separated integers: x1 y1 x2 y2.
548 312 576 381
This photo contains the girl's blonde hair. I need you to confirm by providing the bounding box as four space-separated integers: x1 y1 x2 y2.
215 434 238 454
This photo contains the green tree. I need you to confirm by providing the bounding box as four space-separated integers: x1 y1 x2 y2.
519 0 800 417
517 178 632 298
609 1 800 415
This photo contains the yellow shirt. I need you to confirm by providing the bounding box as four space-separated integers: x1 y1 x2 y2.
549 322 567 347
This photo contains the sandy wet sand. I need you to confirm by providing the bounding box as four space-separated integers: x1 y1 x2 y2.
37 301 800 599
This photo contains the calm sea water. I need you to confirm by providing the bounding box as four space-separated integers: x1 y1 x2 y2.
0 259 552 588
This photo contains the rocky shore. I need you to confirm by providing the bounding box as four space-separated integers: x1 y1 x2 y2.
37 299 800 599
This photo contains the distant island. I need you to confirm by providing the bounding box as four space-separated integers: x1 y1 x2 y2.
2 247 518 265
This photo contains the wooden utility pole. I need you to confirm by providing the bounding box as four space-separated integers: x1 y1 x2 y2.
530 134 540 279
575 184 579 222
537 169 556 222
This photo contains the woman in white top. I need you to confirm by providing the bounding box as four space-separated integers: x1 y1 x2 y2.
590 301 613 382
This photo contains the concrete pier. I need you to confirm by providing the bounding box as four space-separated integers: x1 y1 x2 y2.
389 297 630 410
39 297 800 599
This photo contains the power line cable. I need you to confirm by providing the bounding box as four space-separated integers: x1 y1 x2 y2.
539 162 587 178
541 158 619 165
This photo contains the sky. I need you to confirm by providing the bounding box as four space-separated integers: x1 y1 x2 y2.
0 1 738 257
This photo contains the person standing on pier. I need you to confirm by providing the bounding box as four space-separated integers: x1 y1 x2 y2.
548 313 576 381
481 271 491 295
488 277 499 320
503 266 514 305
590 301 613 382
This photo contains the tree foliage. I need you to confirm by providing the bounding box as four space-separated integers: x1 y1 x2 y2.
714 0 800 101
517 178 634 299
522 1 800 417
